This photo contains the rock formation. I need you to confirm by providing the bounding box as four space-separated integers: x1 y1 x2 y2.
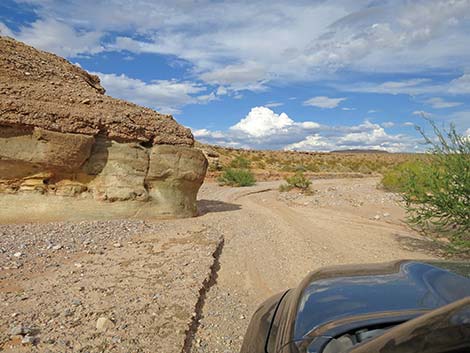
0 36 207 220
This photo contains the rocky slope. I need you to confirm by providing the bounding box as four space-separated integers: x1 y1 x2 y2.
0 36 207 219
0 36 192 145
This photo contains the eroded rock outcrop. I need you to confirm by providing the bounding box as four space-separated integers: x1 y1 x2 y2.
0 36 207 220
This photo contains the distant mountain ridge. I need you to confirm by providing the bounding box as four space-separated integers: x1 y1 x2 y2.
330 149 390 154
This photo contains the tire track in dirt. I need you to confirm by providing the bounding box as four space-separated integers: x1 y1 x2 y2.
192 178 435 352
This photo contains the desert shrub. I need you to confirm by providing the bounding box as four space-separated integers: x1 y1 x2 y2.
387 121 469 248
348 161 362 172
279 172 312 193
326 159 338 169
208 163 219 172
366 161 379 172
256 160 266 169
305 163 320 172
215 147 228 156
265 157 276 165
218 168 256 187
334 163 353 173
229 156 251 169
357 164 373 175
279 183 292 192
280 164 295 172
294 164 307 172
381 160 430 192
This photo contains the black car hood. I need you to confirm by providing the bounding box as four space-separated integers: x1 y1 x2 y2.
294 261 470 341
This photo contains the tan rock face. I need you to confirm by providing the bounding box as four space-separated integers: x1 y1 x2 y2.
147 145 208 216
84 137 150 202
0 36 208 220
0 128 207 218
0 127 94 172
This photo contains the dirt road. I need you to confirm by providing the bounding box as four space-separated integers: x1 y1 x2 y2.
1 177 441 352
191 177 437 352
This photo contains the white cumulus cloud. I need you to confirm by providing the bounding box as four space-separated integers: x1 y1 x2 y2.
339 122 390 144
94 72 212 115
192 129 225 139
230 107 295 138
193 107 417 152
284 134 333 151
286 121 413 152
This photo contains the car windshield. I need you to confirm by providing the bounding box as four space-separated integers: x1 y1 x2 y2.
424 261 470 279
348 297 470 353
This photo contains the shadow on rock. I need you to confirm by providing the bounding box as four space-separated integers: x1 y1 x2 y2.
197 199 241 215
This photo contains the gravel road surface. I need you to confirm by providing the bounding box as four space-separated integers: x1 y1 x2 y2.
192 177 440 353
1 177 443 352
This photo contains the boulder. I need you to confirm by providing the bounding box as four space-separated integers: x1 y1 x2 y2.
0 36 207 220
146 145 208 216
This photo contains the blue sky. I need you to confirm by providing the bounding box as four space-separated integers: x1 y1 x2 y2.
1 0 469 151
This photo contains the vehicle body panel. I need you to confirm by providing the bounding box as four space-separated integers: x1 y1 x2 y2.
241 260 470 353
240 291 287 353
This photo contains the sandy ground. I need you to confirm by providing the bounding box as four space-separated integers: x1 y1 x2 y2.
192 177 441 353
1 177 444 352
0 221 222 352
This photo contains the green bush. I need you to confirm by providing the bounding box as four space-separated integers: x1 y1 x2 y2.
218 168 256 187
305 163 320 172
279 183 292 192
229 156 251 169
384 121 469 249
208 160 223 172
294 164 307 172
279 172 312 193
381 159 429 193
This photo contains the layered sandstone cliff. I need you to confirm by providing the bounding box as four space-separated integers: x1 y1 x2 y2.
0 36 207 220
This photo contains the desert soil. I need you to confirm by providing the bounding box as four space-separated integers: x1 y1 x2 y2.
0 220 223 353
1 177 443 352
191 177 441 353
